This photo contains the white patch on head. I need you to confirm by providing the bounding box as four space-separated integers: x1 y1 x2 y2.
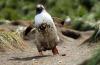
37 4 44 9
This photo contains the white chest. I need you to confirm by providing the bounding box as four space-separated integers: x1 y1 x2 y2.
35 11 54 27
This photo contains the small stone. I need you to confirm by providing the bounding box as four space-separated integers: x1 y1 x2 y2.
32 59 36 61
58 60 62 63
63 46 66 48
32 59 38 63
61 54 66 56
34 61 38 63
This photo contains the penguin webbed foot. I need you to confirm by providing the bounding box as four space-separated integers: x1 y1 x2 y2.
52 46 59 55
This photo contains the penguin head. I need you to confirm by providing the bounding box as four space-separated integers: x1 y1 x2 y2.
36 4 45 14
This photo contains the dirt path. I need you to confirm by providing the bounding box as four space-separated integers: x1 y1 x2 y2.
0 31 97 65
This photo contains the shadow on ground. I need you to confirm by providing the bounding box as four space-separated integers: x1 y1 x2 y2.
9 55 51 61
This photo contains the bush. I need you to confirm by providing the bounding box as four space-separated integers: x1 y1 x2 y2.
0 0 99 20
72 19 84 30
0 7 21 20
89 24 100 42
80 48 100 65
93 2 100 20
86 48 100 65
72 17 95 31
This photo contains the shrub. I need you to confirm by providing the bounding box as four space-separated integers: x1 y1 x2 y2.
0 8 21 20
87 48 100 65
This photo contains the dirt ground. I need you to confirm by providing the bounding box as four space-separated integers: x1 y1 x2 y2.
0 26 98 65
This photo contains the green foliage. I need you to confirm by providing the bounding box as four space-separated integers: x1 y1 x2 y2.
0 0 35 20
0 7 21 20
93 2 100 20
72 19 84 30
89 24 100 42
75 6 87 17
80 23 95 31
86 49 100 65
0 0 99 20
72 18 95 31
50 0 81 19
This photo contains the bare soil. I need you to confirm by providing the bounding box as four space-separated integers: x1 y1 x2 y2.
0 22 98 65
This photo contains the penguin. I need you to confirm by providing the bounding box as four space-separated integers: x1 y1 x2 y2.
34 4 59 56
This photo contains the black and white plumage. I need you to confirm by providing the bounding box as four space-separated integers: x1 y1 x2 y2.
35 4 59 55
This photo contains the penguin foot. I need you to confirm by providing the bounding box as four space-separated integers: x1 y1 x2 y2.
52 46 59 55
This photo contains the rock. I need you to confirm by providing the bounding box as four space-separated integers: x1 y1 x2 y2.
58 60 62 63
61 54 66 56
62 29 81 39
